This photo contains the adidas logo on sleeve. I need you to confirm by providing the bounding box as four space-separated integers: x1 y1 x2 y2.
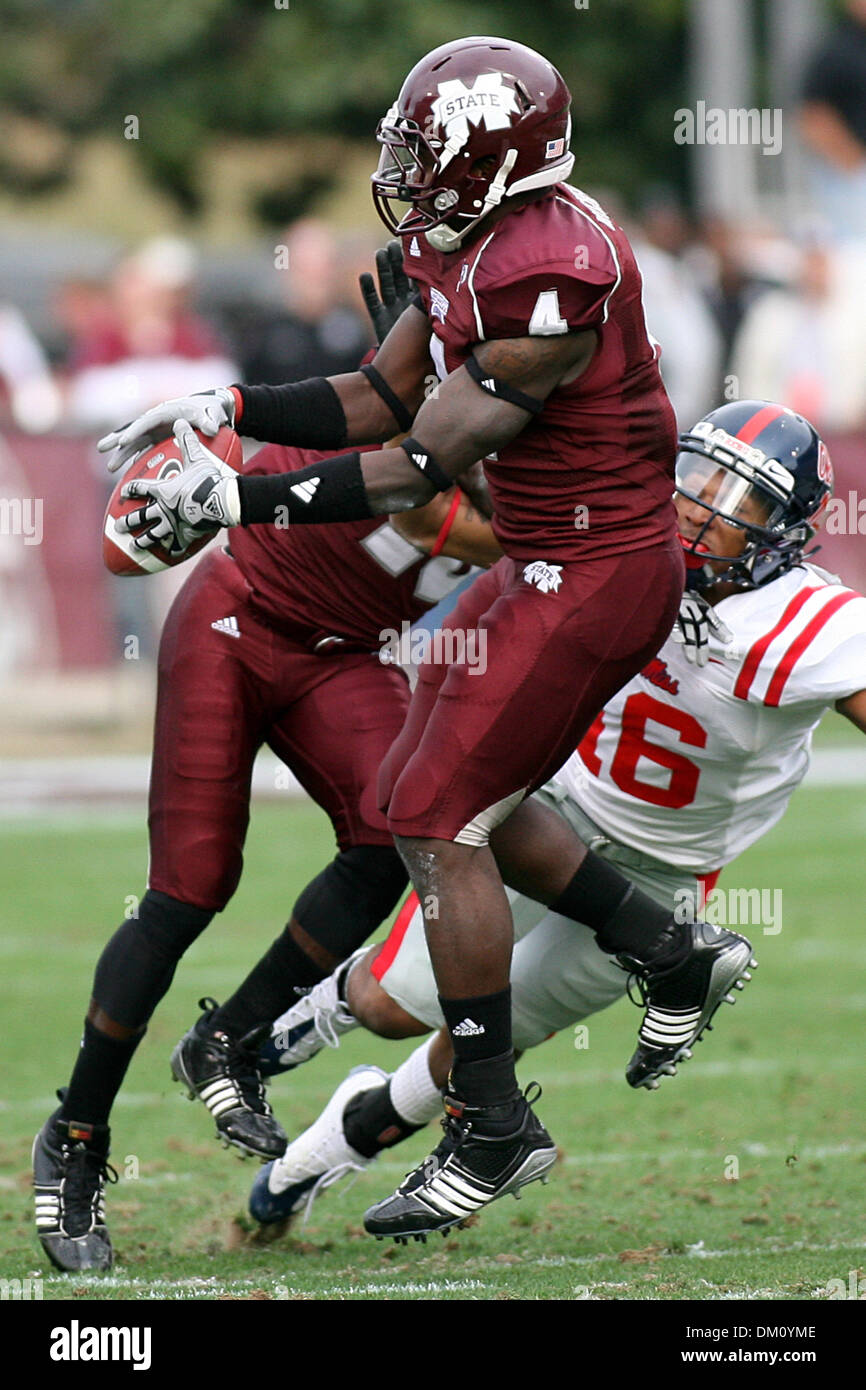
290 478 321 504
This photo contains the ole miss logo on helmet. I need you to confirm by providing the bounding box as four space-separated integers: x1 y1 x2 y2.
817 441 833 488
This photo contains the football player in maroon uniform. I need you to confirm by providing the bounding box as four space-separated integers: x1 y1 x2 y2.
99 37 753 1241
32 253 501 1273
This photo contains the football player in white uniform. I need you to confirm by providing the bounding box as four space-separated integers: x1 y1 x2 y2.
246 400 866 1235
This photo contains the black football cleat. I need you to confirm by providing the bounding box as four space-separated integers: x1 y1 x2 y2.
170 999 287 1160
620 920 756 1089
363 1084 557 1242
32 1095 115 1272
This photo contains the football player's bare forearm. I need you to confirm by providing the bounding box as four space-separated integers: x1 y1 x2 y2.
332 306 433 444
238 329 593 527
389 487 502 566
359 342 581 514
457 461 494 519
439 504 503 566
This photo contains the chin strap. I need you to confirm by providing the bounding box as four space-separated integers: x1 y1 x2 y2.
426 148 519 253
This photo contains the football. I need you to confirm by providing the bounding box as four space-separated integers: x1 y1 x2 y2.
102 426 243 576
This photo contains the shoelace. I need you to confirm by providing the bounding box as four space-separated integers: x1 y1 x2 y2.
224 1033 273 1114
311 1002 352 1051
626 974 650 1008
197 1000 273 1115
300 1158 367 1225
60 1143 118 1234
399 1082 545 1199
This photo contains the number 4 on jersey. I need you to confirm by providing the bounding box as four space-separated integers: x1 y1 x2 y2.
528 289 568 336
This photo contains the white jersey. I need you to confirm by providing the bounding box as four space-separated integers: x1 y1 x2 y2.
554 564 866 874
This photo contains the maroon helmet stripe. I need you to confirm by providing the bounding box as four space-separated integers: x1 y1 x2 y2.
735 403 784 445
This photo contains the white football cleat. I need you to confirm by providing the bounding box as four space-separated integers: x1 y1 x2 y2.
249 1065 388 1224
258 948 366 1076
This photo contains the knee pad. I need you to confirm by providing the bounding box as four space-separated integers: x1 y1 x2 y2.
92 890 214 1029
292 846 407 960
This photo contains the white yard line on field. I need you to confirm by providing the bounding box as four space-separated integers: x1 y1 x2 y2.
42 1273 492 1299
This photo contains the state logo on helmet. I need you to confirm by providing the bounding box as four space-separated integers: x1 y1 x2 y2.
371 35 574 253
675 400 834 591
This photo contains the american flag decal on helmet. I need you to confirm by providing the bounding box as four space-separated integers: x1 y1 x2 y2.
545 138 565 158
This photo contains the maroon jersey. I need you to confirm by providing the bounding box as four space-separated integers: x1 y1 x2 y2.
228 444 470 646
406 184 678 562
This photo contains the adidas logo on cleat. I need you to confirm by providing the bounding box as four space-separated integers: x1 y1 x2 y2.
452 1018 485 1037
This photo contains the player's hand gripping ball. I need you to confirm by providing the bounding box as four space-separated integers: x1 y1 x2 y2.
102 424 243 576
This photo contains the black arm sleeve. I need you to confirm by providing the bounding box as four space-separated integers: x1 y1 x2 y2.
236 376 349 447
237 453 374 527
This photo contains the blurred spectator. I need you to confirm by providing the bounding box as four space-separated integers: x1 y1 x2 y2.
52 276 114 370
731 240 866 433
688 218 771 373
66 236 239 431
629 191 723 428
235 218 372 383
800 1 866 240
0 303 62 432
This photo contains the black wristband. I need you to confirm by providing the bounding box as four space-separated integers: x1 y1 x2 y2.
465 354 545 415
399 437 454 493
359 362 415 433
237 452 373 527
236 376 348 447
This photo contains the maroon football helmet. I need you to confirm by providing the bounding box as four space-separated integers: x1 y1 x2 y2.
371 36 574 253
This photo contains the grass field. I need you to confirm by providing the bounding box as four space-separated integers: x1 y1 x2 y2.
1 759 864 1302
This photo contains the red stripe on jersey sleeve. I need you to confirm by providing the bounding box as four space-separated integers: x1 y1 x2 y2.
763 591 859 707
370 891 420 982
736 403 785 444
734 587 821 701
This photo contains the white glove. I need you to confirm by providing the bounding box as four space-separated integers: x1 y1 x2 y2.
671 592 733 667
98 387 236 473
118 420 241 553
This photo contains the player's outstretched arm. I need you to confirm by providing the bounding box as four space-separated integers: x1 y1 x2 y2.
120 330 594 548
99 302 432 472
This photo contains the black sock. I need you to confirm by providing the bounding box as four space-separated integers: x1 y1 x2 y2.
440 988 516 1105
60 1019 145 1127
213 846 407 1037
343 1081 424 1159
550 851 672 957
91 891 213 1029
449 1051 520 1111
213 929 324 1037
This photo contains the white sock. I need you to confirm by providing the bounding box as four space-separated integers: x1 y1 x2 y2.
389 1036 442 1126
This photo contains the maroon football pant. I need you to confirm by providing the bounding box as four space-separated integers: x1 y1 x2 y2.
379 539 684 843
148 548 411 911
